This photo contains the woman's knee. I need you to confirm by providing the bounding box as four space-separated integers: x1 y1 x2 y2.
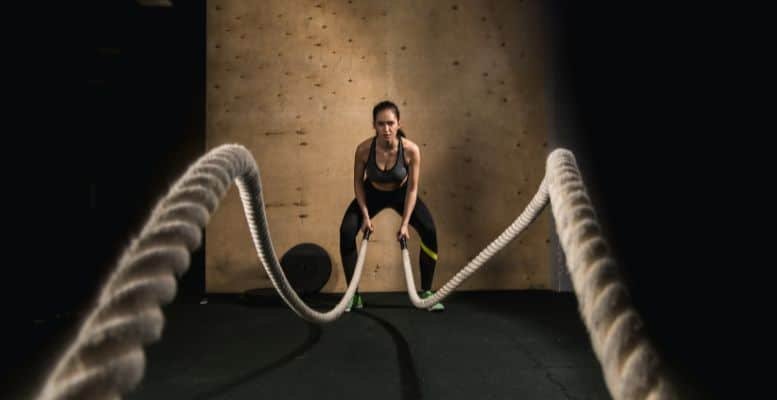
412 210 436 238
339 215 360 244
420 228 437 248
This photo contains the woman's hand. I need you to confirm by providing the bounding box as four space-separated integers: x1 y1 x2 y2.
397 224 410 241
361 218 374 236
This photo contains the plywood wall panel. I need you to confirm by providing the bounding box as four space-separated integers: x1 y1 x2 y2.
207 0 552 293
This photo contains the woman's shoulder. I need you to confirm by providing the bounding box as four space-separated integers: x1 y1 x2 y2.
355 137 373 160
356 137 374 151
401 137 420 156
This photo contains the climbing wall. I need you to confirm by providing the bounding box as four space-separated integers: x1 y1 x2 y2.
206 0 552 293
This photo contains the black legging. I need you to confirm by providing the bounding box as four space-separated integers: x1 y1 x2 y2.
339 179 438 292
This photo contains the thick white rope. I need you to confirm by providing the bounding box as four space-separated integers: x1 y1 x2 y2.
544 149 675 399
35 144 366 400
34 144 675 400
399 149 676 399
399 176 549 309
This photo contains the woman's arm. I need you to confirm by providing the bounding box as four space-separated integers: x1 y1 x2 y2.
400 144 420 235
353 143 370 221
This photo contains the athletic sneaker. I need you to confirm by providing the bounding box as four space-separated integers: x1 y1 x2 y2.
345 293 363 312
420 290 445 312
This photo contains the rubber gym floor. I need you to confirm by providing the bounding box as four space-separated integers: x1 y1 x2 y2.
22 290 613 399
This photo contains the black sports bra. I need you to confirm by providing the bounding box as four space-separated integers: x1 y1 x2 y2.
365 136 408 184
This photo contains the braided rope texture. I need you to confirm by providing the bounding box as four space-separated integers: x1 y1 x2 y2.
547 149 675 400
34 144 675 400
36 144 366 400
400 176 549 309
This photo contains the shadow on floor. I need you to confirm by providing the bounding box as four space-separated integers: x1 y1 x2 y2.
352 309 423 400
190 320 322 400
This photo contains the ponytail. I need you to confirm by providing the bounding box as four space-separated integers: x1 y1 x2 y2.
398 128 407 138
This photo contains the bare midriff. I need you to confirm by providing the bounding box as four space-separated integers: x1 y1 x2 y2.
368 176 408 192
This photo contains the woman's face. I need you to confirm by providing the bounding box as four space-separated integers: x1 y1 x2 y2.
373 109 400 141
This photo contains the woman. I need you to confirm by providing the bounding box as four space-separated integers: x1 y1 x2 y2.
339 100 444 312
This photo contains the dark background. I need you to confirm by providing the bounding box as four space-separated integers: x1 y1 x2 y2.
544 3 758 398
5 1 757 398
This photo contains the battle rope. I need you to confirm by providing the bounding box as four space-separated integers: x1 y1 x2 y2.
34 144 674 400
544 150 674 399
399 150 675 399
